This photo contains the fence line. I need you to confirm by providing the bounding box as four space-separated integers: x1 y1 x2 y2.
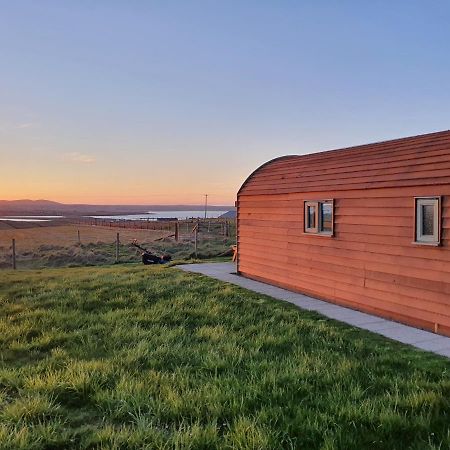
2 219 236 270
70 217 235 234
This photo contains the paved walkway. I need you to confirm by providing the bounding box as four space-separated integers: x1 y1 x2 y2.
178 262 450 359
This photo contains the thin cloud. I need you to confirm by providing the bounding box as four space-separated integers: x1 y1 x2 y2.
0 121 38 131
15 122 36 129
63 152 97 164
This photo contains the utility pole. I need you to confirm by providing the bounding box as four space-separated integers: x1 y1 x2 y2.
204 194 208 219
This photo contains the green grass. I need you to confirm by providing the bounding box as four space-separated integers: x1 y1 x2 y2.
0 233 235 270
0 265 449 449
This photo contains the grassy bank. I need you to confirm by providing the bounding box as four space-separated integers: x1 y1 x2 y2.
0 265 449 449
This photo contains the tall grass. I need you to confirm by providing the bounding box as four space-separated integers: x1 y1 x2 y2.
0 265 449 449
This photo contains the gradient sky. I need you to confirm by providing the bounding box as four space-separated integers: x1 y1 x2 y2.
1 1 450 205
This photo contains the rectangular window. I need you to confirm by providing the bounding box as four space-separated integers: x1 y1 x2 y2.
320 202 333 233
304 202 318 233
304 200 334 235
415 197 441 245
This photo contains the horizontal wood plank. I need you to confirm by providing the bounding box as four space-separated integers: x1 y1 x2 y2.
237 130 450 336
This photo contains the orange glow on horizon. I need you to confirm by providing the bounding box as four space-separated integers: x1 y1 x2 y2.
0 183 237 205
0 192 236 206
0 163 240 205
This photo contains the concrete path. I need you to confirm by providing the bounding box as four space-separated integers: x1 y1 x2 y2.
177 262 450 359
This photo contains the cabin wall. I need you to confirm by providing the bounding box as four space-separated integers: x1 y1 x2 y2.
237 185 450 336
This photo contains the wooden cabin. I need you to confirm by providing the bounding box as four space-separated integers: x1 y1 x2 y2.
237 130 450 336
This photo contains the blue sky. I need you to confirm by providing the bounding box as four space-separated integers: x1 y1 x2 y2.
1 1 449 204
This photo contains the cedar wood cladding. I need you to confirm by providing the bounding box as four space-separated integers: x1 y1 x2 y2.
237 130 450 336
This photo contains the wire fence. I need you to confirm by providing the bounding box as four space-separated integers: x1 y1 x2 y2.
0 219 236 270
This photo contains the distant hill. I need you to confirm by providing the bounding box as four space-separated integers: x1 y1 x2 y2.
0 200 235 216
0 199 62 207
219 210 237 219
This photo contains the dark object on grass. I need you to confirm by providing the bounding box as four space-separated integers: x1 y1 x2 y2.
142 252 171 265
131 241 172 265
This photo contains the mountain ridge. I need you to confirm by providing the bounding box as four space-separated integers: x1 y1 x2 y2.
0 200 235 215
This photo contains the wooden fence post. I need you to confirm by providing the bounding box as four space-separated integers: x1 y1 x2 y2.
12 238 16 270
77 230 81 244
175 222 179 242
194 225 198 258
115 233 120 263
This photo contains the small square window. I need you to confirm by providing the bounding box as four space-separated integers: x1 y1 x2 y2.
415 197 441 245
304 200 334 235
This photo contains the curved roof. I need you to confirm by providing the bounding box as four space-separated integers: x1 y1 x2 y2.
238 130 450 196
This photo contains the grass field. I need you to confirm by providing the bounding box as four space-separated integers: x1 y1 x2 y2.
1 265 449 449
0 225 170 250
0 224 234 269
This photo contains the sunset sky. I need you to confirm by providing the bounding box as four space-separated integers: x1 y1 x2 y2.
1 1 450 205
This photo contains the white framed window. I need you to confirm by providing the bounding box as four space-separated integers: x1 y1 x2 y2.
414 197 441 245
304 200 334 235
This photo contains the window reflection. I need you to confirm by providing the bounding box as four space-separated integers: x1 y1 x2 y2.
308 205 316 228
321 203 332 232
421 204 434 236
